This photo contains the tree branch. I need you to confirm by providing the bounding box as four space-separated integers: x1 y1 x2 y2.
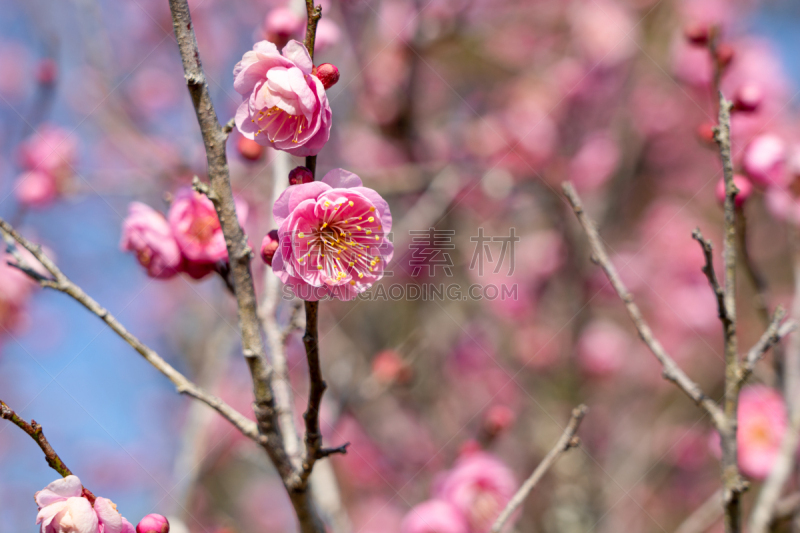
490 405 587 533
739 308 794 386
0 399 96 503
561 183 726 428
692 229 729 328
0 219 261 444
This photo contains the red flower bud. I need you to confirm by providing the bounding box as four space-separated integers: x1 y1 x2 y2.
733 83 762 113
696 122 716 145
371 350 412 385
289 166 314 185
314 63 340 90
683 22 709 46
261 229 280 266
716 175 753 208
237 136 264 161
482 405 515 437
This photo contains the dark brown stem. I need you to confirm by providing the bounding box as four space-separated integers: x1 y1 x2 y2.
693 229 729 328
304 0 322 62
299 300 326 487
0 400 96 503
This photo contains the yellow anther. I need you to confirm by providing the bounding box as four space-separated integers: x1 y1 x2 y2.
366 230 372 235
368 217 374 222
349 201 354 207
369 207 376 212
358 273 364 278
298 232 305 238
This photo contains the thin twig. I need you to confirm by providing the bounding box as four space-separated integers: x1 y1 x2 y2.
303 0 322 62
562 183 725 428
739 309 794 386
0 218 261 444
490 405 587 533
0 400 96 502
692 229 729 328
299 299 327 487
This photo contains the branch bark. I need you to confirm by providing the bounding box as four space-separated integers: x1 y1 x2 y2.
561 183 725 428
0 220 260 443
490 405 587 533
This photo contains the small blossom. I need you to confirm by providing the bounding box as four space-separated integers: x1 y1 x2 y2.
14 170 58 208
271 168 393 301
237 136 264 161
288 166 314 185
261 229 280 266
35 476 99 533
18 125 77 179
135 514 170 533
168 187 228 264
234 40 332 156
262 7 303 48
371 349 412 385
743 133 787 187
716 43 735 69
314 63 340 90
683 21 709 46
434 452 517 533
715 175 753 208
313 19 341 54
121 202 182 279
737 385 786 479
400 500 469 533
733 83 763 112
482 405 516 438
577 319 627 377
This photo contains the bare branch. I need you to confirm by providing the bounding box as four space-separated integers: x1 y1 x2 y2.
692 229 729 328
0 218 261 444
0 400 96 503
298 300 327 487
490 405 587 533
303 0 322 62
739 308 794 386
561 183 725 428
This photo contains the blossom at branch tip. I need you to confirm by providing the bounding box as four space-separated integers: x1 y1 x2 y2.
34 476 135 533
234 40 332 156
120 202 182 279
271 168 393 301
433 452 517 533
400 499 469 533
135 514 169 533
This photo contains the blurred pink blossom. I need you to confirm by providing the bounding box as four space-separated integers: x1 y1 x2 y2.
313 19 341 54
262 7 303 48
14 170 58 208
737 386 787 479
271 169 393 301
18 125 77 179
743 133 787 187
121 202 182 279
568 132 620 192
433 451 517 533
570 0 637 67
577 319 628 377
234 40 332 156
168 187 228 264
715 175 752 208
400 499 468 533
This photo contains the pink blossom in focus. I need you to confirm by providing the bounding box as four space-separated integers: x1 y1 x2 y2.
743 134 787 187
400 500 468 533
168 187 228 264
260 229 279 266
233 40 332 156
14 170 58 208
135 514 169 533
737 385 786 479
35 476 98 533
271 168 393 301
434 452 517 533
715 175 752 208
577 320 628 377
121 202 182 279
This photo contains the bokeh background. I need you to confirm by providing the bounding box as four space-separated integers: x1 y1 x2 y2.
2 0 800 531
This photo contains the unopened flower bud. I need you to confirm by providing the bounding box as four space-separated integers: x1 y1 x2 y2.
136 514 170 533
733 83 763 113
237 136 264 161
261 230 280 266
696 122 716 145
482 405 515 437
716 44 734 69
683 22 709 46
371 350 412 385
715 174 753 208
314 63 340 90
289 166 314 185
35 58 58 85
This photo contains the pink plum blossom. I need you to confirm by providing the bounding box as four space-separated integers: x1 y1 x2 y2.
120 202 182 279
271 168 393 301
737 385 786 479
568 132 620 192
14 170 58 208
35 476 98 533
400 500 469 533
18 125 77 179
262 7 303 47
168 187 242 265
743 133 787 187
434 452 517 533
260 229 279 266
135 514 169 533
233 40 332 156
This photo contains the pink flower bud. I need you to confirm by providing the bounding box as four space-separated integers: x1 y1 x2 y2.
696 122 716 145
683 22 709 46
35 58 57 85
261 229 279 266
716 44 734 69
237 136 264 161
733 83 762 112
715 175 753 208
14 170 58 208
136 514 170 533
743 133 787 187
288 166 314 185
482 405 515 437
372 349 412 385
314 63 340 90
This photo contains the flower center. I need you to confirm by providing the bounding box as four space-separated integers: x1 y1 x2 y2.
253 106 307 144
295 201 383 286
188 214 218 243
